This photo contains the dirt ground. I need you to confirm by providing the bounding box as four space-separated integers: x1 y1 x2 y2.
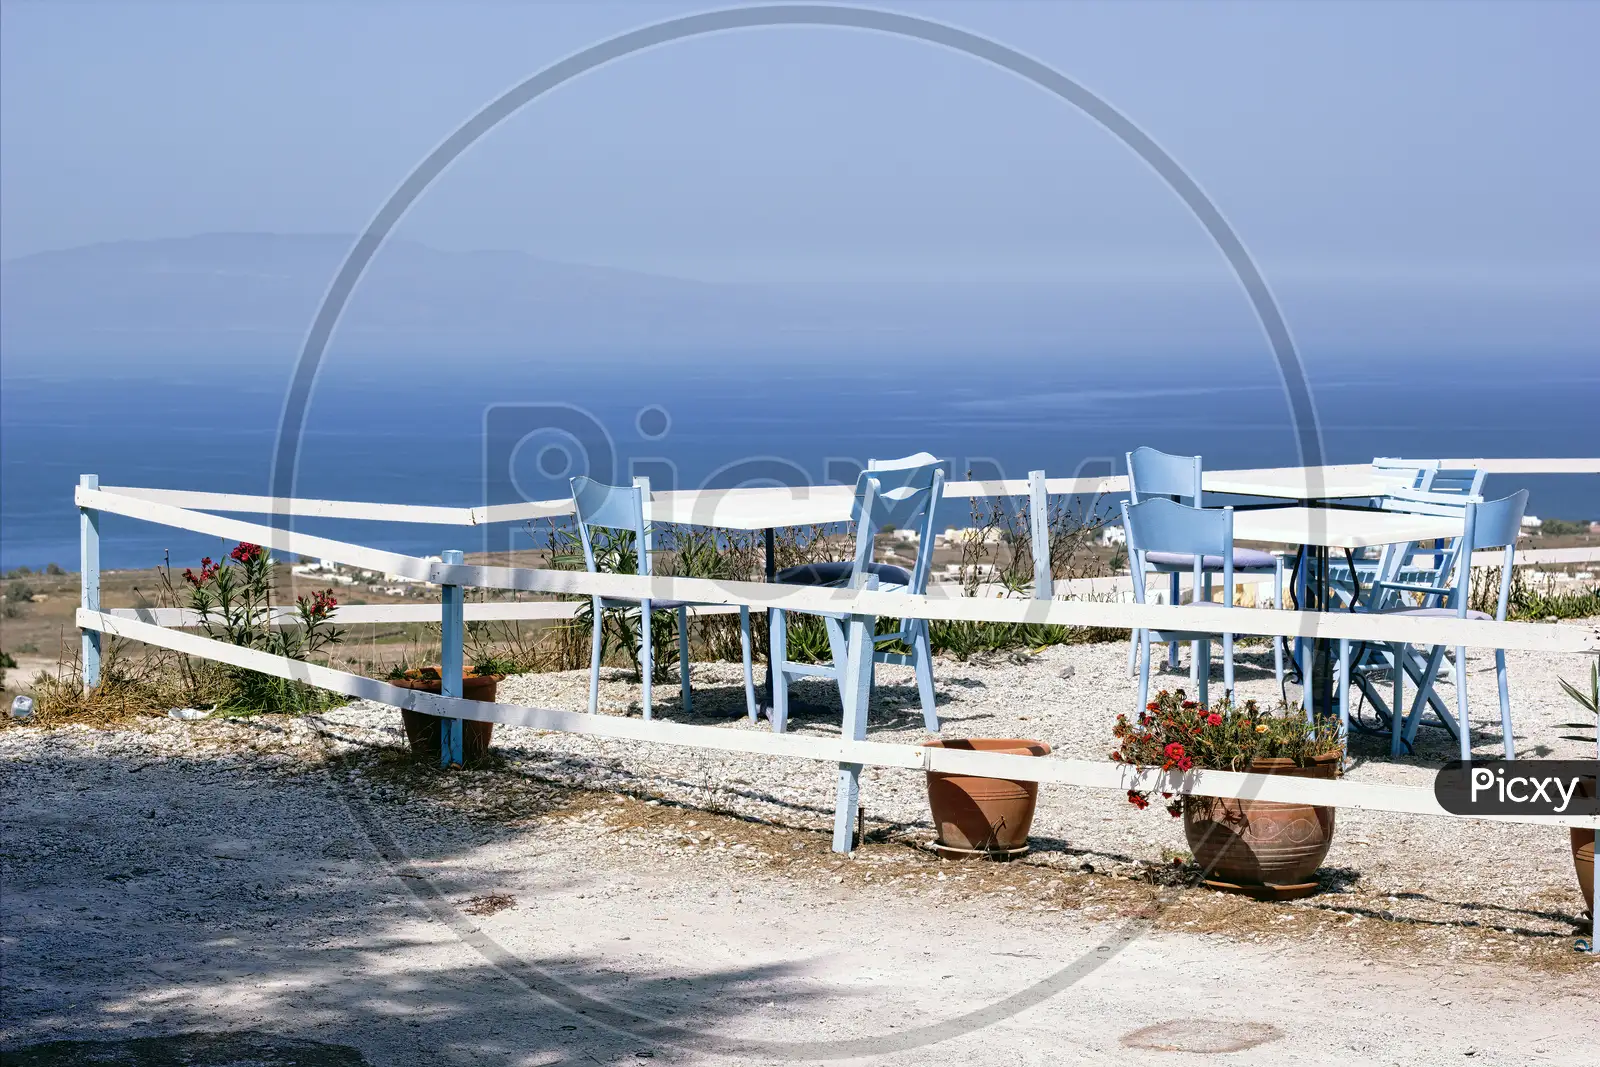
2 707 1595 1066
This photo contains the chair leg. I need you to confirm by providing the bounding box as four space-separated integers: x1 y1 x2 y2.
824 616 850 709
739 606 757 722
640 600 653 721
1457 645 1473 762
1196 639 1210 706
677 605 692 714
770 608 789 733
1337 639 1351 762
1272 560 1285 693
1389 642 1405 758
912 619 938 733
1168 572 1181 670
1128 628 1140 678
1494 648 1513 760
587 597 603 716
1222 631 1234 700
1137 630 1152 713
1403 645 1449 752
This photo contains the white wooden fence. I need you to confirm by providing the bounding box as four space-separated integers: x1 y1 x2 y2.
72 463 1600 949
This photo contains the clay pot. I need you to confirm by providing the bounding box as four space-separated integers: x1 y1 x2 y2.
1184 754 1339 898
923 738 1051 856
391 671 502 763
1573 776 1596 921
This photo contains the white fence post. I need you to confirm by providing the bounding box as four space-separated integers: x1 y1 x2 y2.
440 548 465 768
79 474 101 691
833 577 880 853
1027 469 1052 600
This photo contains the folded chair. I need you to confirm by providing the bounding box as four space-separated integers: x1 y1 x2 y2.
1337 490 1528 761
570 476 756 721
768 454 944 734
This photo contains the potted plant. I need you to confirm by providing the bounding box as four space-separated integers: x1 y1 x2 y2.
922 738 1052 858
388 654 511 763
1113 690 1343 899
1558 662 1598 920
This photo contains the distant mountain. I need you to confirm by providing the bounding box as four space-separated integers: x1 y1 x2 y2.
10 232 1584 372
0 232 1265 370
0 233 795 363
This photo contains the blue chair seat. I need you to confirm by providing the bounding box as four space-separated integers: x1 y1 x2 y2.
1145 548 1277 572
775 561 912 588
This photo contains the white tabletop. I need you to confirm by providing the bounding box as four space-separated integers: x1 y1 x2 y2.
1231 507 1460 549
647 486 856 530
1201 465 1409 501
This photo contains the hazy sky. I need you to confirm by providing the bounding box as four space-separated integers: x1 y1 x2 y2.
3 0 1597 285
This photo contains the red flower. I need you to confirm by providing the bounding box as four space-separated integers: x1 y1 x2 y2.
1166 801 1184 818
1206 713 1223 727
1182 700 1199 710
1163 742 1186 761
229 542 263 564
1176 756 1194 772
1146 702 1160 712
1126 790 1150 810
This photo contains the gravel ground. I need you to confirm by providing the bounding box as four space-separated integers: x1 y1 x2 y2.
471 635 1599 942
2 634 1596 1064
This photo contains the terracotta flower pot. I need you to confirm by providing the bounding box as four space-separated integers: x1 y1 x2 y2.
391 671 502 763
923 738 1051 857
1573 776 1596 922
1184 754 1339 899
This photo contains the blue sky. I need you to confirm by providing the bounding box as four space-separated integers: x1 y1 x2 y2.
4 0 1597 287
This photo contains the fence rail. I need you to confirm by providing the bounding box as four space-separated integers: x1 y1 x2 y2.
73 607 1600 831
73 465 1600 947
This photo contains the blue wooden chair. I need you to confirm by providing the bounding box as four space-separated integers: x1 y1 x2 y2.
1329 459 1487 612
1123 447 1284 694
570 476 756 721
1122 496 1245 711
1334 461 1486 730
1337 489 1528 761
768 453 945 734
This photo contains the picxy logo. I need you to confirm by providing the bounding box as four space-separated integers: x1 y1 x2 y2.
1435 760 1598 818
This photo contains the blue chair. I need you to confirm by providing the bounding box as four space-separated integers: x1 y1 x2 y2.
1122 497 1245 711
570 476 756 721
769 454 945 734
1124 447 1284 694
1339 490 1528 762
1335 461 1486 729
1330 460 1487 612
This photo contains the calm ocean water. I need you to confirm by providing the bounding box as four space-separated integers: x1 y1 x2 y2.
2 353 1595 572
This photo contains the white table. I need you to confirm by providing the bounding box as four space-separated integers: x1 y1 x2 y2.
1200 465 1409 501
648 486 854 530
1231 507 1460 549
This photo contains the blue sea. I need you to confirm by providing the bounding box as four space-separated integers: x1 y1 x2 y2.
2 352 1595 572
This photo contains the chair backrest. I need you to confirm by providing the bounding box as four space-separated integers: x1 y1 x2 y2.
1127 446 1202 505
569 476 647 576
1359 460 1485 609
1121 497 1236 608
1449 490 1529 620
868 451 940 472
1371 458 1485 506
848 458 945 591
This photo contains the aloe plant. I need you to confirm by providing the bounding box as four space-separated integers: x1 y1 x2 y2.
1558 661 1599 716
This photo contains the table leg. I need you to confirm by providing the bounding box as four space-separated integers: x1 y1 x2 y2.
761 527 776 715
1311 545 1335 721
